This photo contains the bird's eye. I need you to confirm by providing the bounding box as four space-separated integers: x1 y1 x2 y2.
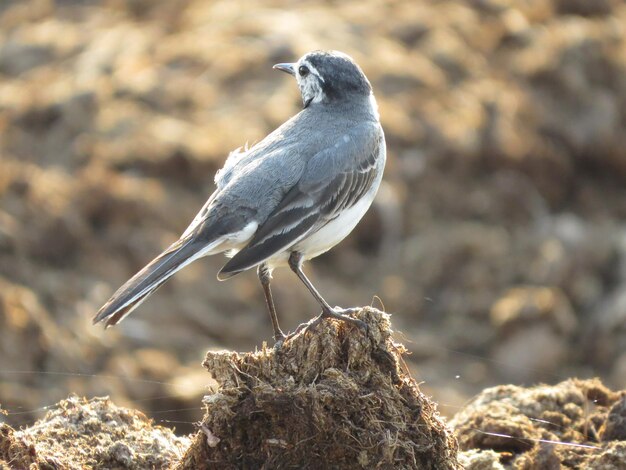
298 65 309 77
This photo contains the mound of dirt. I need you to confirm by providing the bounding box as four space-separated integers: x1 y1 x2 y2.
3 0 626 432
0 396 189 469
178 307 459 469
452 378 626 469
1 310 625 469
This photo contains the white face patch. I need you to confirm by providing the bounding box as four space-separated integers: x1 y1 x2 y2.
299 60 324 82
296 59 326 106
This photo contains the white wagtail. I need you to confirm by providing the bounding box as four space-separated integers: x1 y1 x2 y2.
93 50 386 341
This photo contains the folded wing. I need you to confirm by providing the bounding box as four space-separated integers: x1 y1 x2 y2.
218 122 382 278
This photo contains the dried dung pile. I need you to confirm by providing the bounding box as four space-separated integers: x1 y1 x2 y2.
3 0 626 426
178 307 459 469
2 312 626 469
453 378 626 469
0 396 189 469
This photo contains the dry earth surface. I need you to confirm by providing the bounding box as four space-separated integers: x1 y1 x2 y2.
1 0 626 465
1 310 625 468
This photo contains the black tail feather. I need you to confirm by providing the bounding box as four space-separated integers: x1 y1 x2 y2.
93 238 206 327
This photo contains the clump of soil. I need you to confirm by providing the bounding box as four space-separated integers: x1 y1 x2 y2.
178 307 460 469
2 313 625 469
0 396 189 469
3 0 626 428
452 378 626 469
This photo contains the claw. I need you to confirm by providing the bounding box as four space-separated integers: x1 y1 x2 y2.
273 338 285 352
278 307 366 345
321 306 367 332
281 313 324 342
333 306 361 316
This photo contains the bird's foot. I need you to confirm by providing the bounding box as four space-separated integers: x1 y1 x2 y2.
279 307 367 345
322 306 368 332
330 306 362 316
278 315 324 345
272 330 287 351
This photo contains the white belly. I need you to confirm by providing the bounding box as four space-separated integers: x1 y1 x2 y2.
296 185 377 259
265 167 384 269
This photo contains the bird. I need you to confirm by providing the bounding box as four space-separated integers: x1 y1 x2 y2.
93 50 386 342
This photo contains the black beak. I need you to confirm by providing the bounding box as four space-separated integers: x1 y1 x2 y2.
273 63 296 76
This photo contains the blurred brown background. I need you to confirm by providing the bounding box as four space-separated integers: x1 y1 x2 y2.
1 0 626 434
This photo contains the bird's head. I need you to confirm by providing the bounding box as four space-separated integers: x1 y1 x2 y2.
273 50 372 109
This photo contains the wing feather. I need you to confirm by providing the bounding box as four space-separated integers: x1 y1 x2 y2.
219 122 383 277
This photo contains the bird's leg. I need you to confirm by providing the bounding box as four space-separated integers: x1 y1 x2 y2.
258 264 286 342
287 252 367 332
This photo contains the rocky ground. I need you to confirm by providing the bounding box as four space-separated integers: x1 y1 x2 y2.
1 0 626 460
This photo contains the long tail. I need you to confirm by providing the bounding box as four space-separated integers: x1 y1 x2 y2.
93 237 217 327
